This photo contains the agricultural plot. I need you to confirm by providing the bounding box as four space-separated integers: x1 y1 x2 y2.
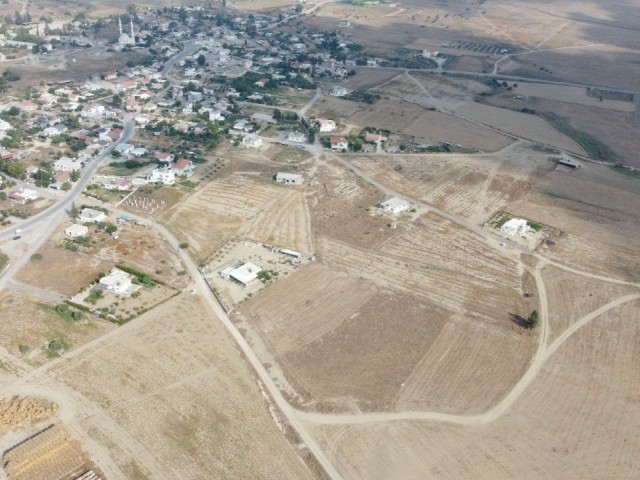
510 164 640 281
161 175 309 261
55 293 313 480
509 84 635 112
317 216 527 324
346 99 513 152
310 300 640 479
242 188 314 254
541 265 640 343
454 102 586 154
122 185 184 218
349 144 551 224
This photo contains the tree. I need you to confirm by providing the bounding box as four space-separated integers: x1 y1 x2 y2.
197 54 205 66
70 170 80 182
526 310 539 329
61 181 72 191
179 242 189 249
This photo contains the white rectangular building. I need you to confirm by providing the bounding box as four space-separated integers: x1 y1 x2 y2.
378 196 412 214
54 157 82 172
78 208 107 223
275 172 304 186
229 262 262 287
98 267 140 296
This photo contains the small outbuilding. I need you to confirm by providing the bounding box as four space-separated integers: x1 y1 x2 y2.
275 172 304 186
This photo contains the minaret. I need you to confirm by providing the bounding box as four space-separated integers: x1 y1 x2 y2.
130 19 134 42
119 18 123 36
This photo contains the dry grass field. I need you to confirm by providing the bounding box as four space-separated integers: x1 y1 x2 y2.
0 290 115 365
310 299 640 479
54 293 314 480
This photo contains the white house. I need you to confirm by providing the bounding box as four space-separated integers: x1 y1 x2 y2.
500 218 530 237
378 196 412 214
149 167 176 185
8 188 39 204
228 262 262 287
318 119 336 133
242 134 263 149
78 208 107 223
330 86 349 97
65 224 89 237
54 157 82 172
97 267 140 296
276 172 304 186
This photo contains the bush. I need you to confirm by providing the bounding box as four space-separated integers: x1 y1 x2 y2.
71 310 83 321
55 303 69 313
18 344 29 354
526 310 539 329
30 253 43 262
179 242 189 249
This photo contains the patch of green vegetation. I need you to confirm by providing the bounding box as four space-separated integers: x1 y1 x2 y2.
545 114 615 161
527 221 543 231
610 165 640 179
343 89 381 104
0 249 8 271
46 336 70 357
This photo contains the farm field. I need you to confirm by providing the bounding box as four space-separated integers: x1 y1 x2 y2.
346 99 514 152
454 102 586 154
308 299 640 479
509 83 635 112
161 173 313 261
54 293 315 480
238 208 538 413
348 142 553 224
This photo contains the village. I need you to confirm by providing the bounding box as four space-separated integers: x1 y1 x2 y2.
0 0 638 480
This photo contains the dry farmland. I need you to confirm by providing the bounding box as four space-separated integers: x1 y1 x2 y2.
161 173 314 260
453 102 587 154
309 299 640 479
54 293 314 480
346 99 514 152
348 143 553 224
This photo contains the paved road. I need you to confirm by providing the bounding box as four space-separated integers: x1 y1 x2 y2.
8 279 65 303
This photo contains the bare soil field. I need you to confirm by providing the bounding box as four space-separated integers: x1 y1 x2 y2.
339 69 404 91
346 99 513 152
349 143 553 224
317 216 528 324
18 220 187 296
0 289 115 365
161 174 312 261
508 83 635 112
310 299 640 479
308 159 395 250
454 101 586 154
489 95 639 167
506 46 640 92
541 264 640 343
54 293 314 480
242 187 314 253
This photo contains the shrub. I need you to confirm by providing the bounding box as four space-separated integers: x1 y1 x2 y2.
30 253 43 262
526 310 539 329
